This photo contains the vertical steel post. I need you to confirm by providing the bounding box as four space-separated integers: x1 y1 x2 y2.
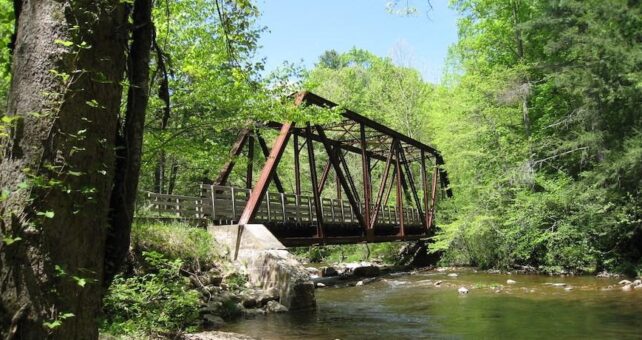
306 124 325 238
293 133 301 196
420 150 430 231
246 135 254 189
360 123 372 240
427 165 439 229
395 143 405 238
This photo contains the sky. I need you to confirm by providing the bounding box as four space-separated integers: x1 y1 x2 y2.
255 0 460 83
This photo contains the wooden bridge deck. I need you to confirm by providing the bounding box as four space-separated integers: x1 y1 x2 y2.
144 184 428 246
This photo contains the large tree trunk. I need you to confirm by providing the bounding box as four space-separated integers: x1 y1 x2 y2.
104 0 153 287
0 0 129 338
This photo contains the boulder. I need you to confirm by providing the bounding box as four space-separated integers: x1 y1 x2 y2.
506 279 517 284
619 280 632 285
632 279 641 287
353 265 380 278
434 280 443 287
321 266 339 277
202 314 226 329
622 284 632 291
458 287 469 294
316 282 326 288
305 267 321 276
448 273 458 277
266 300 289 313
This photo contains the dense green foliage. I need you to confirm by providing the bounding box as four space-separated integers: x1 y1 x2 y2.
101 251 201 337
102 222 224 337
0 0 12 107
300 1 641 275
428 0 642 274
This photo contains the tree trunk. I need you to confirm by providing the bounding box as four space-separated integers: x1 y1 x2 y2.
104 0 153 286
0 0 129 338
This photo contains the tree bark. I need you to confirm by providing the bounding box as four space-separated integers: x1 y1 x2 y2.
0 0 130 338
104 0 153 287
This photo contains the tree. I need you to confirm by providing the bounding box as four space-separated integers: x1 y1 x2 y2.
0 0 152 338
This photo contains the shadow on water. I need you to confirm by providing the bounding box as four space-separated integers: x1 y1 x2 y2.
223 269 642 339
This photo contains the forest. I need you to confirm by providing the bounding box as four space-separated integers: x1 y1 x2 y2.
0 0 640 339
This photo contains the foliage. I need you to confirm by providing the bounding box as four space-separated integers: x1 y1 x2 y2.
101 251 201 337
0 0 12 106
427 0 642 273
130 221 222 268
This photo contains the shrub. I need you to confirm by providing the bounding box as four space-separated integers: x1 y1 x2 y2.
101 251 201 337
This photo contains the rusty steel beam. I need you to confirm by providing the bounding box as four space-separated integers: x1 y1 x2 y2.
238 123 294 225
337 148 360 203
298 91 442 156
293 133 301 195
360 122 372 240
256 131 285 193
315 125 367 233
306 124 325 238
420 150 430 230
370 139 396 231
395 142 405 239
427 165 439 229
215 128 250 185
246 135 254 189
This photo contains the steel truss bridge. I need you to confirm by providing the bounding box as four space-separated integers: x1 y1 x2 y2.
145 92 451 246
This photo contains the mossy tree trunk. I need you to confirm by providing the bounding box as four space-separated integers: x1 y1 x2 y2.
0 0 152 338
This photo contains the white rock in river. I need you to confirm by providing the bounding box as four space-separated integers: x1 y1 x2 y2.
618 279 632 285
316 282 326 288
564 286 573 291
458 287 469 294
448 273 458 277
506 279 517 284
632 279 642 287
355 280 364 286
622 284 632 291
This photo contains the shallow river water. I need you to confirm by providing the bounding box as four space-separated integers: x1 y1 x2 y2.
223 269 642 339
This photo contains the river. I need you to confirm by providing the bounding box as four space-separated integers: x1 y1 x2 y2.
222 268 642 339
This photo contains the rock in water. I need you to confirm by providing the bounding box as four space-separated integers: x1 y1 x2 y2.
355 280 364 286
619 279 632 285
448 273 458 277
632 279 641 287
435 280 443 287
458 287 469 294
316 282 326 288
321 266 339 277
353 265 380 277
506 279 517 284
266 300 289 313
622 284 632 292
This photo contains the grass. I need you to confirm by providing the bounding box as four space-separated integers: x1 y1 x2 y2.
131 220 223 268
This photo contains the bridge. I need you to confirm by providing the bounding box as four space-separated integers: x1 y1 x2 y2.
144 91 451 246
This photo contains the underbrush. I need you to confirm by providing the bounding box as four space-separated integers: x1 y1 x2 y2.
101 221 227 338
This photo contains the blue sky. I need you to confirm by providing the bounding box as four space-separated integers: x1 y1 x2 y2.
255 0 460 83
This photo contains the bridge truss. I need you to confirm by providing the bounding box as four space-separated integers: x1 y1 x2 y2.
199 91 452 245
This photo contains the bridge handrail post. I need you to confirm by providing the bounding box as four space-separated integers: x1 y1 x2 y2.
266 191 271 221
280 192 286 222
231 186 236 224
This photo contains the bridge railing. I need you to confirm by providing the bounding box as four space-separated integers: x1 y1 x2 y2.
142 184 423 227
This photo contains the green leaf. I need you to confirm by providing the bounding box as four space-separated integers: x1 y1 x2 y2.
43 320 62 329
2 236 22 245
37 211 55 219
54 39 73 47
73 276 87 287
